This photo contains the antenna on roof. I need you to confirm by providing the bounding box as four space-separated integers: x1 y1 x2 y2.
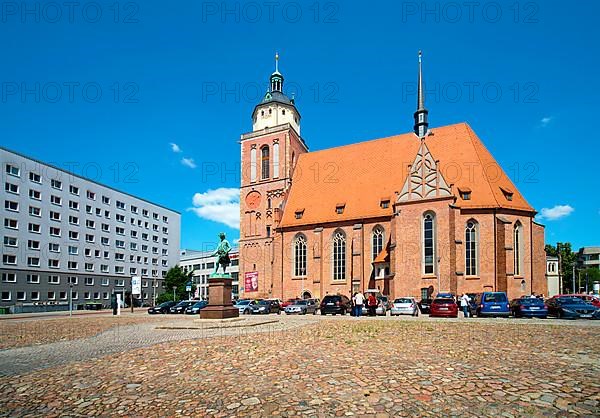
413 50 429 138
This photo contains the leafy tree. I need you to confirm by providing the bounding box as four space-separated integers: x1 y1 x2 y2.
155 266 195 302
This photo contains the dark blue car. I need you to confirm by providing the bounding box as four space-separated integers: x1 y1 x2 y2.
510 297 548 318
545 297 600 319
473 292 510 317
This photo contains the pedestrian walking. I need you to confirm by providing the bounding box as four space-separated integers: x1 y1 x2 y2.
355 291 365 317
367 293 377 316
460 293 470 318
351 292 357 316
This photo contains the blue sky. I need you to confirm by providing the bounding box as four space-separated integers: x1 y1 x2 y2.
2 0 599 250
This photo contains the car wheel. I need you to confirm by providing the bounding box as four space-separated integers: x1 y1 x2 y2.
244 309 251 315
321 311 326 315
557 311 562 319
313 309 317 315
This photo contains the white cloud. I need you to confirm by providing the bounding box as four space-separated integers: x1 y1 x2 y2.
188 188 240 229
170 142 182 153
540 117 552 127
181 158 197 169
538 204 574 221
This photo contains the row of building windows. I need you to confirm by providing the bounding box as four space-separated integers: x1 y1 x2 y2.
290 216 526 280
3 219 169 245
1 273 162 287
4 164 171 222
1 289 158 302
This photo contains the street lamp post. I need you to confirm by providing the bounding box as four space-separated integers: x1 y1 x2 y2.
172 286 177 302
69 284 73 317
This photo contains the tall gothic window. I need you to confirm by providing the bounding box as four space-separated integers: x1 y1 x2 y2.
423 212 436 275
273 143 280 178
332 230 346 281
250 148 257 182
293 234 307 277
372 226 384 260
261 146 270 179
465 220 478 276
514 222 523 276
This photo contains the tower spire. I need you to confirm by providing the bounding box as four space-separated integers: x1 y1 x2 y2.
413 50 429 138
270 52 283 93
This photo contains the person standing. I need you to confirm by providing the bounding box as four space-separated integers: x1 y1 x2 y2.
351 292 357 316
367 293 377 316
355 291 365 317
460 293 470 318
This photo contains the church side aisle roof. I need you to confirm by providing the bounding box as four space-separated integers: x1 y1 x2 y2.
279 122 534 228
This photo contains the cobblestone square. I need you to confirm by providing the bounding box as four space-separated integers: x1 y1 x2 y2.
0 314 599 417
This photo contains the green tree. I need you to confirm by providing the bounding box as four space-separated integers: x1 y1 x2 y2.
156 266 195 302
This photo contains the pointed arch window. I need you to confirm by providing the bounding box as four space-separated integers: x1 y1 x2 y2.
332 230 346 281
465 220 478 276
261 146 270 180
372 226 384 260
250 147 257 182
514 222 523 276
293 234 307 277
273 143 280 178
423 212 436 275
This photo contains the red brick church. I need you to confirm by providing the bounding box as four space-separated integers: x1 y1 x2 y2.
239 53 546 302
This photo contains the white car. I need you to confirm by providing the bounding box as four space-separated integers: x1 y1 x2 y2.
390 297 419 316
234 299 252 315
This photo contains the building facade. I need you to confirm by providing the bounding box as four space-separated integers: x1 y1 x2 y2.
1 147 180 309
179 248 239 299
238 53 547 302
577 247 600 270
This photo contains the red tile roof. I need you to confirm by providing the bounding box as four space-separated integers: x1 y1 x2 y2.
280 122 534 227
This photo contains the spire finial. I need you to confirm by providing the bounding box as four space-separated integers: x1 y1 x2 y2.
414 50 429 138
275 52 279 73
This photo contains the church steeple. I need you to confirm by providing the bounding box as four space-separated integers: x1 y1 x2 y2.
413 50 429 138
270 52 284 93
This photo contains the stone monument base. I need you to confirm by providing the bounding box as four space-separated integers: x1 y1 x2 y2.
200 273 239 320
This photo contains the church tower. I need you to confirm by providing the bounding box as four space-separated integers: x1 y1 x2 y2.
239 53 308 298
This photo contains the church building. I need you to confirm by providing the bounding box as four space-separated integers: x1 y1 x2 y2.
238 53 547 302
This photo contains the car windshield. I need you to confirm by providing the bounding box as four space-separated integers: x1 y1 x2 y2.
160 302 173 307
519 298 544 305
394 298 412 303
193 302 205 307
483 293 507 302
323 296 341 302
433 298 454 304
558 297 586 304
236 300 250 305
295 300 308 305
258 300 269 305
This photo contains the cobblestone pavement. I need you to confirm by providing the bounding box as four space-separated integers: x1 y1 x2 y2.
0 315 599 417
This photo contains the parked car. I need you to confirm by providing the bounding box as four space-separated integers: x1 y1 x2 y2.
185 300 208 314
170 300 195 314
418 298 433 314
554 294 600 308
234 299 253 315
264 298 282 313
285 299 318 315
250 299 277 314
320 294 352 315
510 297 548 318
473 292 510 317
282 298 301 309
147 301 177 314
545 296 600 319
390 297 419 316
429 298 458 318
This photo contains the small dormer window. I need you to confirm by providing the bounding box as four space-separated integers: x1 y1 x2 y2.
282 109 286 115
380 199 390 209
261 110 264 116
295 209 304 219
269 108 272 114
458 187 471 201
500 187 514 201
335 203 345 214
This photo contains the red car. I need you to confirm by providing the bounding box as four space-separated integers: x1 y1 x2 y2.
281 298 301 309
429 298 458 318
555 294 600 308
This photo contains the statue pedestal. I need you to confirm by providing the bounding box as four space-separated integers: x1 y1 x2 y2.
200 273 239 319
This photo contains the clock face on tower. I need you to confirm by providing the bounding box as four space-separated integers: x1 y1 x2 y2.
245 191 261 209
